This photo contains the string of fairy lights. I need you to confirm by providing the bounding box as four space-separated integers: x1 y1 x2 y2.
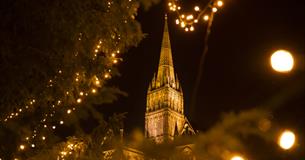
167 0 224 32
0 0 139 159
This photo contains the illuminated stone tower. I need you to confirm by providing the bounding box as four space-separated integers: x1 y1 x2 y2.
145 16 194 143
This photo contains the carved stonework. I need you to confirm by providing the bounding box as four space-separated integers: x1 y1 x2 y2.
145 17 192 144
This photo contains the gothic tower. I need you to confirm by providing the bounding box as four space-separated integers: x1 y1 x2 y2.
145 16 194 143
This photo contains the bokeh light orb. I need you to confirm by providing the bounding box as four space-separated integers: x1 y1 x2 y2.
270 50 294 72
278 130 296 150
231 155 245 160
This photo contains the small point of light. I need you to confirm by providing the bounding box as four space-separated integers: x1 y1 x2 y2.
217 1 224 7
79 92 84 96
190 26 194 31
185 27 189 32
180 22 185 28
203 15 209 21
42 136 46 140
212 7 218 13
194 6 200 11
67 109 72 114
92 88 97 94
104 73 110 78
77 98 82 103
31 144 35 148
270 50 294 72
95 80 100 85
52 126 56 129
19 145 25 150
60 121 64 124
175 19 180 24
186 15 194 20
194 19 198 23
181 14 185 18
113 59 118 64
278 130 296 150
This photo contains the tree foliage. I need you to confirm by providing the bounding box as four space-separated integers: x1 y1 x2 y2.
0 0 160 158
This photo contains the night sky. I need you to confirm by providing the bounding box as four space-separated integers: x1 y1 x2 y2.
100 0 304 158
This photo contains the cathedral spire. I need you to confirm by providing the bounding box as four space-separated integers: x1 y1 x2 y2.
156 15 175 87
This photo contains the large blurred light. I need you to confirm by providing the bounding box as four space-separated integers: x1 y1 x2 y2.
231 155 245 160
270 50 294 72
278 130 296 150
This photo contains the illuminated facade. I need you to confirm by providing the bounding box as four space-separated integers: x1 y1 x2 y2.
145 15 195 143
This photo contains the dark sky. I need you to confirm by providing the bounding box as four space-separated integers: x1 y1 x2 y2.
100 0 304 158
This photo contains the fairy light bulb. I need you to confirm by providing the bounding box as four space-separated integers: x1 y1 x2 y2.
92 88 97 94
203 15 209 21
67 109 72 114
190 26 194 31
186 15 194 20
180 22 186 28
194 6 200 11
176 19 180 24
212 7 218 13
60 121 64 124
19 145 25 150
76 98 83 104
217 1 223 7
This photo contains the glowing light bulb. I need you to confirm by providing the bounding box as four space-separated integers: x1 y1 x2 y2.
52 126 56 129
181 14 185 18
168 2 172 6
60 121 64 124
79 92 84 96
113 59 118 64
185 27 189 32
42 136 46 140
176 19 180 24
270 50 294 72
104 73 110 78
217 1 223 7
111 53 116 57
194 6 200 11
190 26 194 31
31 144 35 148
92 88 97 94
67 109 72 114
212 7 218 13
278 130 296 150
77 98 82 103
203 15 209 21
95 80 100 85
231 155 245 160
19 145 25 150
194 19 198 23
94 49 98 53
180 22 186 28
186 15 194 20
